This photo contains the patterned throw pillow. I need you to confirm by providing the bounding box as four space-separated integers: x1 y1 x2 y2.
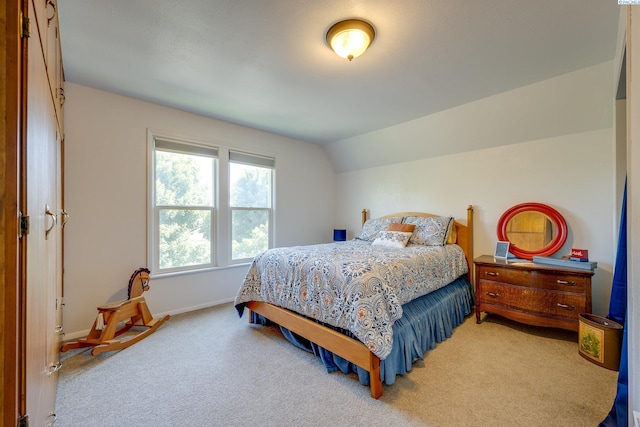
372 231 413 248
402 216 454 246
356 218 402 241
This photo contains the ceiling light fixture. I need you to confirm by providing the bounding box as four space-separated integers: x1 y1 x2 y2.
326 19 376 61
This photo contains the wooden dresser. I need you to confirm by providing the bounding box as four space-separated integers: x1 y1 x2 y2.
474 255 594 332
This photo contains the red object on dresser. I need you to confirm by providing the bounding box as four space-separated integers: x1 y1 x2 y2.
571 248 589 258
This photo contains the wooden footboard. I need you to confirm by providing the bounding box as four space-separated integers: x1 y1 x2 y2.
246 301 382 399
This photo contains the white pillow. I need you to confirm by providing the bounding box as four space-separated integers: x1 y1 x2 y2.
372 231 413 248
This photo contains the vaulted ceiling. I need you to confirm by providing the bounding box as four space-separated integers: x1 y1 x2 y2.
58 0 620 145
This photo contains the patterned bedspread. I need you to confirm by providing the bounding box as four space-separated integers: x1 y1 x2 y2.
234 240 468 359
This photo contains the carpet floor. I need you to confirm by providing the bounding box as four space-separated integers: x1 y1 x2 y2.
55 302 618 426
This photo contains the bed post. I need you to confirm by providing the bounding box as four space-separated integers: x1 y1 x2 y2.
369 354 382 399
467 205 474 283
362 208 368 227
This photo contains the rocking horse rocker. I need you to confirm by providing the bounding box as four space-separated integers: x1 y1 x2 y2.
61 268 170 355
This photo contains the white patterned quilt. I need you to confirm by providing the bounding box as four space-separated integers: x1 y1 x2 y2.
234 240 468 359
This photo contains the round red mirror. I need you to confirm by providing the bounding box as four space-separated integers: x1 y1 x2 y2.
496 202 567 259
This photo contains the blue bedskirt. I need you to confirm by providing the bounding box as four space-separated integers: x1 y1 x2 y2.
251 275 474 386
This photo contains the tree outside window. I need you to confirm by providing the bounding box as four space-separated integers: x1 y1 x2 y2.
154 142 216 272
229 153 273 261
150 136 274 274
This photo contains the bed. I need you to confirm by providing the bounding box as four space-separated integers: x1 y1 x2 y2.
234 206 474 398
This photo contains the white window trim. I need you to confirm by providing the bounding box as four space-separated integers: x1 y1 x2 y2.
228 150 275 265
148 132 218 275
147 129 276 277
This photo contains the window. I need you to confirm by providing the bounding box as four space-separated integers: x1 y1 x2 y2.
149 133 275 274
229 151 274 262
152 138 217 274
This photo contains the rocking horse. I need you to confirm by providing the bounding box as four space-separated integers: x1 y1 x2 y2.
61 267 170 355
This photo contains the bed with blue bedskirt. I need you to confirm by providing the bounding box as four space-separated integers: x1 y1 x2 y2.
234 207 474 398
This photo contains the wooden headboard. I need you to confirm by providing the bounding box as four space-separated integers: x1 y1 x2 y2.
361 206 474 279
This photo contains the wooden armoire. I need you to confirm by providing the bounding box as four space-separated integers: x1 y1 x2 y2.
2 0 65 425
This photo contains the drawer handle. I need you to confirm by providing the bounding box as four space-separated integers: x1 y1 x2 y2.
557 303 576 311
486 292 500 298
485 272 499 277
556 280 577 286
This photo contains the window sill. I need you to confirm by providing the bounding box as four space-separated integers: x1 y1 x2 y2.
151 262 251 280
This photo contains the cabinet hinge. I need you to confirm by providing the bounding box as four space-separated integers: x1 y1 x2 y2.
18 414 28 427
19 12 30 38
19 213 30 238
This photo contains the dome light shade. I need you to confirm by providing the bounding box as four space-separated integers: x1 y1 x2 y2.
326 19 375 61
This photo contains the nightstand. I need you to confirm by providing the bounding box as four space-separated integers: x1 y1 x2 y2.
473 255 594 332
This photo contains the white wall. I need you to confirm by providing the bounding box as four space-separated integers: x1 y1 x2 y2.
626 5 640 420
333 63 616 317
336 131 613 315
63 83 335 338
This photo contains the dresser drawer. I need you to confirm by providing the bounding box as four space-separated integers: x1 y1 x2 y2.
474 255 593 332
477 266 588 293
477 280 586 319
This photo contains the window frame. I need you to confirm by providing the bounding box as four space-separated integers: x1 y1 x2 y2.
147 130 276 276
228 150 275 264
149 134 218 275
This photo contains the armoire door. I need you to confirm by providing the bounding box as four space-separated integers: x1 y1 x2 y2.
1 0 22 424
23 0 60 423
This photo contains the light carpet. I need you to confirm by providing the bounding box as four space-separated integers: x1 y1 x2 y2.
55 303 617 427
